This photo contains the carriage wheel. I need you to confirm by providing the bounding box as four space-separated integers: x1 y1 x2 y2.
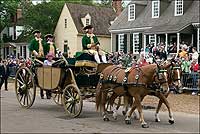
52 90 63 106
62 84 83 118
15 67 36 108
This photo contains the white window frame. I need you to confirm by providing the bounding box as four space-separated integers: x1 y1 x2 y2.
86 18 90 26
128 4 135 21
175 0 183 16
64 19 67 28
118 34 124 52
149 34 156 45
152 0 160 18
133 33 140 54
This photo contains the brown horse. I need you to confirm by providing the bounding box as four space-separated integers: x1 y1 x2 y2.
96 64 169 128
109 59 182 123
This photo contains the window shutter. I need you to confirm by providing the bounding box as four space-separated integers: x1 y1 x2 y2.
130 34 133 53
146 35 149 45
124 34 127 53
139 33 143 52
116 34 119 52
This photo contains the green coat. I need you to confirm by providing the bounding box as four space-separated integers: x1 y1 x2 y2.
43 42 57 56
82 35 99 50
28 38 45 53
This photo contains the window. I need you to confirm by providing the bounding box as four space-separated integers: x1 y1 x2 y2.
133 33 140 54
86 18 90 26
64 40 68 52
23 46 26 59
149 34 156 46
175 0 183 16
128 4 135 21
118 34 124 52
152 0 160 18
64 19 67 28
198 28 200 52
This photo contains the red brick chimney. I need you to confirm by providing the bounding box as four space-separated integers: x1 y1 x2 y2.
112 0 122 16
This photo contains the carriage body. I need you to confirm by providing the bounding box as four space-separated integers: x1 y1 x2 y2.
14 53 102 118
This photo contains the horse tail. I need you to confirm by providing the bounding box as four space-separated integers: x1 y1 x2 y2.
96 82 102 111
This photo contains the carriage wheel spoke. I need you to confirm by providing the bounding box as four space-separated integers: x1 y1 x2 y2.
19 94 24 102
17 79 24 85
19 74 25 83
23 94 26 105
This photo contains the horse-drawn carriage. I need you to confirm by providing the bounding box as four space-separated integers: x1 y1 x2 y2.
14 53 110 117
15 52 182 128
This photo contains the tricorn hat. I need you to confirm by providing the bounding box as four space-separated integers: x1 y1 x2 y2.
44 34 54 39
83 25 93 30
32 30 40 35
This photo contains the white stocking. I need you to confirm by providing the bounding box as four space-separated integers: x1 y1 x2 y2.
94 54 101 63
101 55 107 63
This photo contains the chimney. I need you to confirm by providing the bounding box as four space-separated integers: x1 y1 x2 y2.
112 0 122 16
16 9 22 20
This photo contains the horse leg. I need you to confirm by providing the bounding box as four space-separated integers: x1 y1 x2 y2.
155 92 170 122
125 95 148 128
102 90 110 121
156 93 174 124
107 92 119 120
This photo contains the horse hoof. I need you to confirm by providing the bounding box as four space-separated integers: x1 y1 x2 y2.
169 119 175 124
122 111 126 116
142 124 149 128
103 117 110 121
113 116 117 120
155 118 160 122
125 120 131 125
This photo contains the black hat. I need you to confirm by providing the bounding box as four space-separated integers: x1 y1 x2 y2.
83 25 93 30
32 30 40 35
44 34 54 39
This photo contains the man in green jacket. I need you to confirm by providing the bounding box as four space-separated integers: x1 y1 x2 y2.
82 25 107 63
44 34 57 57
29 30 45 57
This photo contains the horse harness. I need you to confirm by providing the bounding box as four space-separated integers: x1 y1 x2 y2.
99 66 168 94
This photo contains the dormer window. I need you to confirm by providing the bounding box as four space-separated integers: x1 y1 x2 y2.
86 18 90 26
175 0 183 16
152 0 160 18
81 13 91 27
128 4 135 21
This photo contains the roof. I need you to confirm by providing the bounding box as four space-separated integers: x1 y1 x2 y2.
66 3 117 36
109 0 200 34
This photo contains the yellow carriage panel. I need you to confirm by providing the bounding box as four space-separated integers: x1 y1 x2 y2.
37 67 61 90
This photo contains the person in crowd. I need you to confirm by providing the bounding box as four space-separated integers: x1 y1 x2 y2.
190 59 199 95
191 47 199 63
29 30 45 58
158 45 167 61
178 44 188 59
82 25 107 63
0 58 5 90
2 60 9 91
44 34 57 57
137 52 149 67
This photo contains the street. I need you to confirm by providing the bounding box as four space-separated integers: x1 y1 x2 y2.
1 88 199 133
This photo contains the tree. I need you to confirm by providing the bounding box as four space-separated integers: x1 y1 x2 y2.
0 0 20 32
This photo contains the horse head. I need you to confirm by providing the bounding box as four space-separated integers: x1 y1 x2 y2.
154 64 169 94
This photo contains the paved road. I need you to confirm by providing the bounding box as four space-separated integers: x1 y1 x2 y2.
1 89 199 133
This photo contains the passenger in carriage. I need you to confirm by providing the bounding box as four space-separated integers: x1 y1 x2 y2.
28 30 45 58
82 25 107 63
44 52 55 66
42 52 55 99
44 34 57 57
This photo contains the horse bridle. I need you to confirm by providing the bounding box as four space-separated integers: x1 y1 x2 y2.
154 68 168 85
170 66 181 82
